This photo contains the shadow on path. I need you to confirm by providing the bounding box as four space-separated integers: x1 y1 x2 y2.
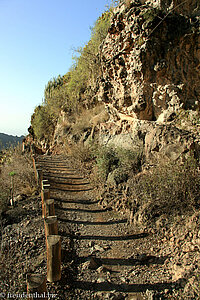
58 217 127 226
61 232 148 241
51 186 93 192
55 206 111 214
73 280 175 293
54 198 99 205
47 181 90 186
77 255 167 266
43 175 85 180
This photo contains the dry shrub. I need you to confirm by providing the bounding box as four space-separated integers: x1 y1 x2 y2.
129 156 200 225
71 104 106 136
124 0 131 8
0 145 36 212
62 141 97 181
64 142 93 163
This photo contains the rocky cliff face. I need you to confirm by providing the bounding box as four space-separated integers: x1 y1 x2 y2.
47 0 200 163
96 0 200 162
98 0 200 120
143 0 200 17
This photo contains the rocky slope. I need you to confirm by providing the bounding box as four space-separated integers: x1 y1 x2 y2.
98 0 200 118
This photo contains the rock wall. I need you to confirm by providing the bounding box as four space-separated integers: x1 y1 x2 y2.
96 0 200 161
45 0 200 162
142 0 200 16
98 0 200 122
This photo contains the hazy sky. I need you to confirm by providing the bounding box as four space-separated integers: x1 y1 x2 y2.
0 0 112 136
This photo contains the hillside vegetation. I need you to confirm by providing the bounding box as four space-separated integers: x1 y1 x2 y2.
0 133 24 150
30 9 111 141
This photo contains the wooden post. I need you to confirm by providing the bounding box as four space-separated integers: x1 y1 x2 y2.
41 189 50 218
42 180 50 190
44 216 58 245
37 169 43 187
32 155 37 181
44 199 55 217
44 216 58 248
22 142 26 153
47 235 61 282
10 176 14 207
26 274 47 300
43 184 50 191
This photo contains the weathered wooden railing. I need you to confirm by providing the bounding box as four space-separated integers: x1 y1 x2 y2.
27 156 62 295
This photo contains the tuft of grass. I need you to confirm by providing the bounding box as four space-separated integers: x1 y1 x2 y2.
64 141 94 163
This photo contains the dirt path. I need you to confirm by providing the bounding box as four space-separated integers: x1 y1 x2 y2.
37 155 176 300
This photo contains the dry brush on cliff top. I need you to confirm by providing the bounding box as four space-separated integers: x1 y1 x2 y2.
30 9 112 144
70 104 107 137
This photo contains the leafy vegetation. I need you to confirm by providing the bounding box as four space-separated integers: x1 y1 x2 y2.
31 10 112 142
94 145 143 183
65 141 143 184
31 105 55 140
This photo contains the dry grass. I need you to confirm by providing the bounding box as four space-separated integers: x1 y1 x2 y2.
124 0 132 8
129 156 200 225
64 141 93 163
0 145 36 212
71 104 106 136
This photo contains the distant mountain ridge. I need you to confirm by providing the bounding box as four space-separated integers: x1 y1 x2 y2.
0 133 24 150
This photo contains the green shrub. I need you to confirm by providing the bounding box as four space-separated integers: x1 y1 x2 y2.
95 146 143 182
116 147 143 171
31 105 55 141
107 167 129 186
96 146 119 180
